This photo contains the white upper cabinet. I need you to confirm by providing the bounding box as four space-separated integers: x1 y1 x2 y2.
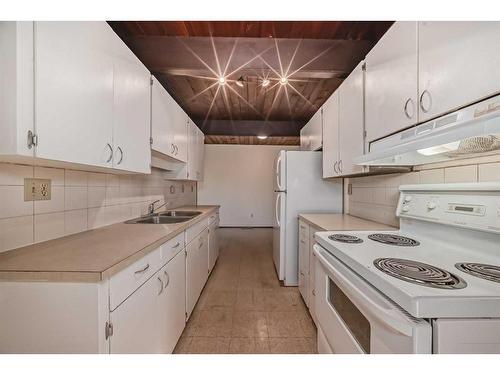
151 76 188 163
186 121 204 181
35 22 115 168
365 21 418 142
300 109 322 151
338 62 365 176
110 33 151 173
322 91 340 178
418 21 500 122
0 22 34 160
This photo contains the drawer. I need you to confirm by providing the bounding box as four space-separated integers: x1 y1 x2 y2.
109 246 162 311
160 232 185 264
186 218 208 244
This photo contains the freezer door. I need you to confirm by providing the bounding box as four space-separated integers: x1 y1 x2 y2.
274 150 286 192
272 192 286 280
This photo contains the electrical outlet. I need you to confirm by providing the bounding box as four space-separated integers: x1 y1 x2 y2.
24 178 51 201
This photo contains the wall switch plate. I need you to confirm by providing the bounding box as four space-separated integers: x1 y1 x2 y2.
24 178 51 201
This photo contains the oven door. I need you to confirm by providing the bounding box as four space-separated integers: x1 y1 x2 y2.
314 245 432 354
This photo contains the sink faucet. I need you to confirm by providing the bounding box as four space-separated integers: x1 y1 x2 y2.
147 200 167 216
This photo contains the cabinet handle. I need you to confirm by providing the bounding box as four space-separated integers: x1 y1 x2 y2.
419 90 432 113
404 98 414 119
198 242 203 249
171 143 175 155
175 145 179 155
338 160 343 174
157 276 164 295
333 161 338 174
312 289 316 296
116 146 124 165
172 242 180 249
164 271 170 288
300 271 305 276
300 240 306 244
105 143 113 163
134 263 150 274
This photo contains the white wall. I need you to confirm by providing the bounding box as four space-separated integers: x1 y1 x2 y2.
198 145 298 227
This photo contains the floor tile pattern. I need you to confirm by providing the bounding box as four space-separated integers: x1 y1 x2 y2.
174 228 317 354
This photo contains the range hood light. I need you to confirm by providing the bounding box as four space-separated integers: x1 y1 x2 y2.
417 141 461 156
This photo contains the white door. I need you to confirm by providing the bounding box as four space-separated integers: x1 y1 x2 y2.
185 228 209 319
208 221 218 273
418 21 500 122
309 109 323 151
111 40 151 173
338 62 365 175
158 250 186 354
110 270 164 353
322 91 340 178
365 21 418 142
272 192 286 280
35 22 114 168
151 75 174 157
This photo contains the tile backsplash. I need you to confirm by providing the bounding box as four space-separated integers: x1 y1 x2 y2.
0 163 196 253
346 160 500 227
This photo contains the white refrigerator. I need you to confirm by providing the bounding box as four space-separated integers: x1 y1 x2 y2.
273 150 342 286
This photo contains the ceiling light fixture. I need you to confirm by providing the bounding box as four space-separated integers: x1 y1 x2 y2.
218 76 226 85
261 78 270 87
279 76 288 85
257 135 268 140
236 76 245 87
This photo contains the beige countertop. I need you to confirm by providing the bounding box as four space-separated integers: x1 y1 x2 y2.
298 213 396 232
0 205 219 283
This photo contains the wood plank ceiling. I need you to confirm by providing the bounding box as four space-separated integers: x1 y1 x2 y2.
109 21 393 145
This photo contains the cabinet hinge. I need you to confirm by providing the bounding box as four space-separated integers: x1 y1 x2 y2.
150 77 154 86
149 137 153 145
105 321 114 340
27 130 38 149
185 312 188 319
361 62 366 71
363 130 367 139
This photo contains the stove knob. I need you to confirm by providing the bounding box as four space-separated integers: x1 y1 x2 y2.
427 202 437 210
402 206 410 213
404 195 412 203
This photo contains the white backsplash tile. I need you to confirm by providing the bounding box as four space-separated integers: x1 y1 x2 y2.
0 186 34 219
34 212 65 243
0 162 197 253
444 165 478 183
0 215 34 252
478 162 500 182
419 169 445 184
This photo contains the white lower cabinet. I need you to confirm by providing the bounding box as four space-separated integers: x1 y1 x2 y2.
185 227 209 319
208 216 219 273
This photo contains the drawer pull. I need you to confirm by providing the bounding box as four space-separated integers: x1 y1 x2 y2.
172 242 180 249
300 271 305 276
300 225 306 229
198 242 203 249
134 263 150 275
157 276 164 295
164 271 170 288
300 240 306 244
312 289 316 296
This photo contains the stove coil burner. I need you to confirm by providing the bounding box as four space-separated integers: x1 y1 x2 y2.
328 234 363 244
455 262 500 283
368 233 420 247
373 258 467 289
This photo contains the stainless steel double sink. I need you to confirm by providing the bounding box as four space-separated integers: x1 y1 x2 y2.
125 211 202 224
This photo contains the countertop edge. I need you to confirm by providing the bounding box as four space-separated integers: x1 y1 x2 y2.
298 213 396 231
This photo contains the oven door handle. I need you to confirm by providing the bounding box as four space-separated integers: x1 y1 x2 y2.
315 247 416 337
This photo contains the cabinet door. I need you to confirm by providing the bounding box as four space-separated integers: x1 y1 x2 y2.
158 250 186 353
197 127 205 181
298 226 309 306
208 221 218 273
185 228 209 318
338 62 365 176
173 109 188 162
300 125 310 150
322 91 340 178
151 76 174 157
365 21 418 142
309 109 323 151
111 38 151 173
110 269 164 353
35 22 114 168
418 21 500 122
186 121 198 181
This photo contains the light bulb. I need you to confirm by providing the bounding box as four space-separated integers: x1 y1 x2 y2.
218 76 226 85
262 78 270 87
279 76 288 85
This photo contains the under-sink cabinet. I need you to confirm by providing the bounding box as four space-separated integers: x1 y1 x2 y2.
185 227 209 319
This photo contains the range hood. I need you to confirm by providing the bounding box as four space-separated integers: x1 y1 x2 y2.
355 94 500 166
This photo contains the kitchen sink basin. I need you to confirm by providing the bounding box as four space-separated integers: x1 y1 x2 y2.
158 211 201 217
125 216 192 224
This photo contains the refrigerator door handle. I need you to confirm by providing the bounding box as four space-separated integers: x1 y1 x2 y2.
275 194 281 227
276 155 282 190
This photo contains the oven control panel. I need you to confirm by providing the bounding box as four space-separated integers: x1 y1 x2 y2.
396 185 500 233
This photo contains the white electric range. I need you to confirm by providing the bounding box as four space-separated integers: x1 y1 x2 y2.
313 182 500 354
